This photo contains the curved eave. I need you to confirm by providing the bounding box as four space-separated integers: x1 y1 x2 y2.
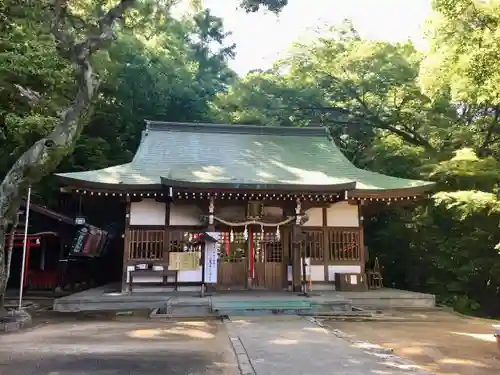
160 177 356 193
351 182 436 198
56 175 162 191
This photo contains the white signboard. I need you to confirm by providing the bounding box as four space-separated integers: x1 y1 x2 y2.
204 242 218 284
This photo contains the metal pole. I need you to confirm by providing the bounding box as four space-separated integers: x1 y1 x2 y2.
18 185 31 311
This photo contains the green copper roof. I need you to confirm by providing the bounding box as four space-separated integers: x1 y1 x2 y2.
56 122 434 193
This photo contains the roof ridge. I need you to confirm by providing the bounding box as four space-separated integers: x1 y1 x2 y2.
144 120 328 137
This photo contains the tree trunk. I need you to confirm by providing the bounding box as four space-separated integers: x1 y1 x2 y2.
0 225 7 314
0 213 21 315
0 0 137 313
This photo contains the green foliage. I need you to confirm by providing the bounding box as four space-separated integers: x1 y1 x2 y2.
239 0 288 13
3 0 500 317
213 7 500 316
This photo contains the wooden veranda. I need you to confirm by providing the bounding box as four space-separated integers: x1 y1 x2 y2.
125 226 362 290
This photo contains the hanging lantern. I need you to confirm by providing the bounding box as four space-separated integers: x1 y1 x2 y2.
261 224 264 235
275 225 280 241
230 228 234 243
243 225 248 241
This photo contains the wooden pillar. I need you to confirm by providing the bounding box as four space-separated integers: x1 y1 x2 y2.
163 199 170 266
322 206 329 282
207 197 216 293
246 226 253 289
358 201 365 273
121 197 131 293
282 226 290 288
291 225 302 292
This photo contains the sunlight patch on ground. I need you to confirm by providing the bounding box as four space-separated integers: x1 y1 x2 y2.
268 338 299 345
127 326 215 340
230 319 252 326
176 321 209 327
352 342 388 351
450 331 497 342
379 360 422 371
438 357 489 367
409 313 429 319
211 361 237 369
399 346 425 355
303 326 329 334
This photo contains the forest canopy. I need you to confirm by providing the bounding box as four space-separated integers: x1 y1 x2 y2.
1 0 500 316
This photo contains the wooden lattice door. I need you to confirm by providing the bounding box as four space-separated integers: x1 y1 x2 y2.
253 231 285 290
217 231 247 289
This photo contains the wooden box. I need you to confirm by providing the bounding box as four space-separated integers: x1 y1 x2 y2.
334 273 368 292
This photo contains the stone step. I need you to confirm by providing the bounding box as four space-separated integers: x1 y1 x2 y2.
211 299 312 312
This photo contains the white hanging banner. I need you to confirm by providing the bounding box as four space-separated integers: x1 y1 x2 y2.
204 241 218 284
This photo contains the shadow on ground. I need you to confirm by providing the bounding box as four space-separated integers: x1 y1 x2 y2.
0 319 238 375
321 310 500 375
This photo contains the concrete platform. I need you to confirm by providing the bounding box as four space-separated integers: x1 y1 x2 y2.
337 288 436 309
53 284 435 315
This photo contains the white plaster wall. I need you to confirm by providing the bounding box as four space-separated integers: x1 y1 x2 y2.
303 207 323 227
326 202 359 227
311 265 325 281
169 203 203 226
130 199 165 226
177 268 202 282
327 265 361 281
287 265 325 282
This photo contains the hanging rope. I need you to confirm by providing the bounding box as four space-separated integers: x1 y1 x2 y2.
212 215 295 227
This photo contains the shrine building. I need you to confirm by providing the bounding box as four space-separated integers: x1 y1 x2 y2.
55 121 434 293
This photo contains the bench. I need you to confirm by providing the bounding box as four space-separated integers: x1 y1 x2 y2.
128 269 178 292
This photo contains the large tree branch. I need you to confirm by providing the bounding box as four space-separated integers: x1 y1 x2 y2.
318 73 435 151
0 0 136 314
303 104 435 151
478 106 500 157
0 0 136 222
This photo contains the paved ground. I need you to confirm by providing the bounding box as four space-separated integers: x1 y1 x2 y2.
321 310 500 375
226 316 429 375
0 319 239 375
0 315 431 375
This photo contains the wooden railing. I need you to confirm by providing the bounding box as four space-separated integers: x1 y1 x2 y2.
127 227 361 263
128 229 165 260
300 230 324 261
128 229 204 261
327 228 361 261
